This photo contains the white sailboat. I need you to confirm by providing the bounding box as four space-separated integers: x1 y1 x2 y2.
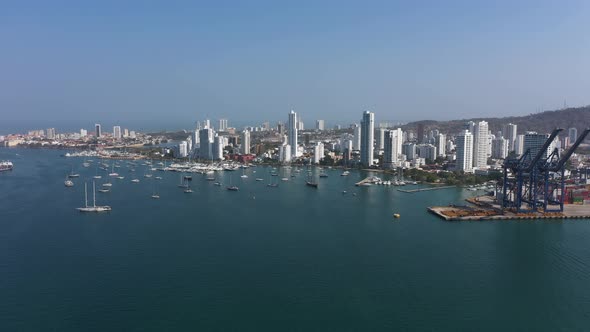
77 182 112 212
151 178 160 199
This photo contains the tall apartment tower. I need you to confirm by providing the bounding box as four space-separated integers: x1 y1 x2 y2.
360 111 375 167
288 110 298 158
113 126 122 140
316 120 325 131
95 124 102 138
241 130 251 154
472 121 489 169
383 130 399 169
456 130 473 172
503 123 518 151
569 128 578 144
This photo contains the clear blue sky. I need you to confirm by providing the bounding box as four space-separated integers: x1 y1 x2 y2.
1 0 590 131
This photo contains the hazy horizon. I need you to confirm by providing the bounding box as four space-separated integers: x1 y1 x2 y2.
2 1 590 131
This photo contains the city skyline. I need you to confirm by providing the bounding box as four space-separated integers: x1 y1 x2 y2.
2 1 590 129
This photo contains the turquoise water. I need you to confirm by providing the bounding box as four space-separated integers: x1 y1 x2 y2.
2 148 590 331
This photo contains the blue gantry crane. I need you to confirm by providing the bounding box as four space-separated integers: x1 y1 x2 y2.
502 128 590 213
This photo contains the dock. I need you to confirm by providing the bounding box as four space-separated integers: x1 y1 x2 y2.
355 176 380 186
398 185 456 193
429 195 590 221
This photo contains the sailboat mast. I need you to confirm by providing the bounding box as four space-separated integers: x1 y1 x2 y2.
84 182 88 207
93 181 96 207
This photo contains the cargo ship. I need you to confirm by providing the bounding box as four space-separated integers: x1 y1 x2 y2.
0 161 13 172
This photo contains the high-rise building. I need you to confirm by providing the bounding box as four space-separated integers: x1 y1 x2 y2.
198 128 214 160
218 119 228 131
204 119 211 129
376 128 386 151
316 120 325 131
417 123 425 143
113 126 122 140
416 144 437 162
436 133 446 156
455 130 473 172
402 142 416 160
95 124 102 138
279 144 292 163
569 128 578 144
123 128 129 138
492 137 509 159
80 129 87 137
514 134 525 156
46 128 56 139
523 132 557 160
353 124 361 151
277 122 285 135
360 111 375 167
213 134 225 160
472 121 489 169
178 141 188 158
288 111 298 158
383 130 400 169
241 130 251 154
313 142 324 164
502 123 517 151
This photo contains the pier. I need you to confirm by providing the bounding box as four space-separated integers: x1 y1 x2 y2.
398 185 456 193
429 195 590 221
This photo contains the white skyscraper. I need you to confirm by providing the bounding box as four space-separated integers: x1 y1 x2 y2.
178 141 188 158
569 128 578 144
113 126 122 140
383 129 399 169
360 111 375 167
241 130 251 154
455 130 473 172
514 134 525 156
376 128 386 151
472 121 489 169
213 134 225 160
316 120 325 131
503 123 518 151
436 133 446 156
218 119 228 131
280 144 292 163
313 142 324 164
492 137 509 159
288 110 298 158
199 128 214 160
80 129 87 137
353 124 361 151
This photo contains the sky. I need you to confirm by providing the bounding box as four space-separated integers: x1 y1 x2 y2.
1 0 590 132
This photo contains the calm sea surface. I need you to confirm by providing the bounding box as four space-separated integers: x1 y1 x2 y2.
2 148 590 331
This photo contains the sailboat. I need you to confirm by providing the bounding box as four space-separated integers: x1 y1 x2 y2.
267 172 278 187
151 178 160 199
108 162 119 177
184 181 193 193
226 174 239 191
240 167 248 179
178 174 188 188
68 166 80 178
77 182 112 212
305 161 318 188
93 163 102 179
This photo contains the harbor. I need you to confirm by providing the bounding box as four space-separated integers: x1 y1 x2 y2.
429 194 590 221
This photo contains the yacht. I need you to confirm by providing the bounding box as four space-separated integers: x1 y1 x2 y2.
64 178 74 187
77 182 112 212
226 186 239 191
341 171 350 176
131 179 140 183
